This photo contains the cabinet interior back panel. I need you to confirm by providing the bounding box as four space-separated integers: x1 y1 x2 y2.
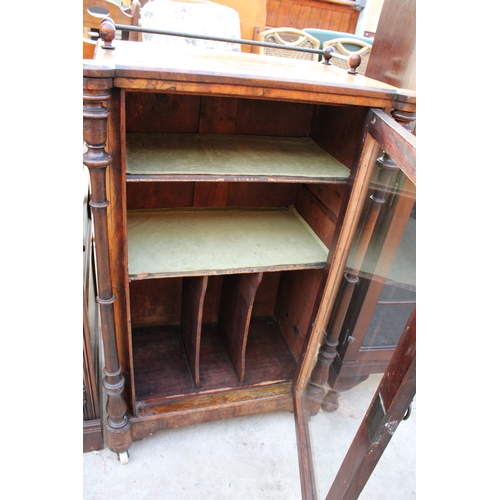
126 133 350 180
127 207 328 278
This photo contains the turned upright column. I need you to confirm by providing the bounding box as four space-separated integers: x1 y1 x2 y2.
83 76 132 462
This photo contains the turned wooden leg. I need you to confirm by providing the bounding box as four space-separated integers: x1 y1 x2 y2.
83 77 132 457
306 337 339 415
321 375 370 412
307 148 399 416
306 272 357 416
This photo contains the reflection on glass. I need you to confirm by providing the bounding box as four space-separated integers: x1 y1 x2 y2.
304 149 416 499
359 192 416 351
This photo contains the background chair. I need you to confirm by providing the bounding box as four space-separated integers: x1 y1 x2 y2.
83 0 141 41
256 27 320 61
302 28 373 51
323 38 372 75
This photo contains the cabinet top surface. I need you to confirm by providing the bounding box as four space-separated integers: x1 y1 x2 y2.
84 41 412 106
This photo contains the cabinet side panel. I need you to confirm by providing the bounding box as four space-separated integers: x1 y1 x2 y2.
307 184 345 219
274 269 324 360
311 105 368 170
295 185 337 248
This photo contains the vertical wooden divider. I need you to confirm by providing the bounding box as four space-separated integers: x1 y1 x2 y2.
219 273 263 383
181 276 209 388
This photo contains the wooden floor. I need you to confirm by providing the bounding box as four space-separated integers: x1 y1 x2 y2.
132 315 297 405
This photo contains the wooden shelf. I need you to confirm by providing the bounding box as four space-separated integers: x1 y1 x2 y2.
127 206 328 279
132 316 298 407
126 133 350 183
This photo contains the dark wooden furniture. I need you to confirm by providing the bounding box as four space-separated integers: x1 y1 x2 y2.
83 292 104 452
265 0 363 34
365 0 416 90
83 170 104 452
83 20 415 492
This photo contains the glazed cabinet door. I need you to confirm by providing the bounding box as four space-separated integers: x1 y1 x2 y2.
293 106 416 500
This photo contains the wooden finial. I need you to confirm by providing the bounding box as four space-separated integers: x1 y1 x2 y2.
100 17 116 50
322 46 334 65
347 53 361 74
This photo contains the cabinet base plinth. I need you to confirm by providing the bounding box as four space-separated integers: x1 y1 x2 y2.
83 419 104 452
130 383 293 443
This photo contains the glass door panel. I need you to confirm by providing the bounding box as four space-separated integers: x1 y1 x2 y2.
294 107 416 500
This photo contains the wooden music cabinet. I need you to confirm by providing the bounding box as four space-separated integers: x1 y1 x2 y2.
83 30 416 482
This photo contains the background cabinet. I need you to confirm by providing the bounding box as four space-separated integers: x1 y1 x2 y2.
265 0 362 34
83 168 103 452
